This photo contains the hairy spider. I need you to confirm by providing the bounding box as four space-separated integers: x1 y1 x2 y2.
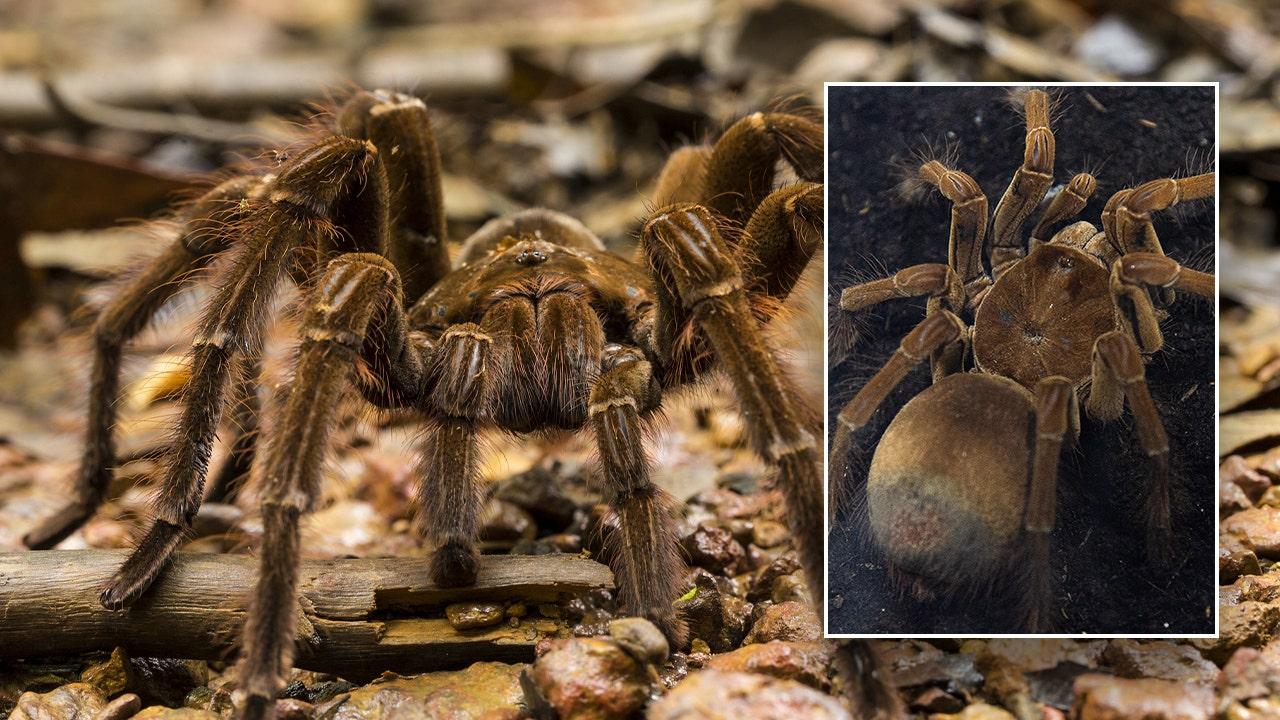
830 88 1215 632
22 89 864 718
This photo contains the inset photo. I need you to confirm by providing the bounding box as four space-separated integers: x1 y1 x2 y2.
826 84 1217 636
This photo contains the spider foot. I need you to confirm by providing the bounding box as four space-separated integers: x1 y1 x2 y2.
99 521 186 610
22 497 96 549
233 692 272 720
430 540 479 587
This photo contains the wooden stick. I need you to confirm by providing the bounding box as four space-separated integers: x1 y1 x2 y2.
0 550 613 681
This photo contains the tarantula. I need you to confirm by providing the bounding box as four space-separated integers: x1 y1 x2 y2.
830 88 1214 632
22 89 871 717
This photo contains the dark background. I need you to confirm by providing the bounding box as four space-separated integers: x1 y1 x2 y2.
827 85 1216 635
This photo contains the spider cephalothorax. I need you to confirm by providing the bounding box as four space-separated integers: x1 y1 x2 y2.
23 89 863 718
831 88 1214 632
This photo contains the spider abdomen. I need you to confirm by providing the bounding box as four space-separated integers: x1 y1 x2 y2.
867 373 1033 589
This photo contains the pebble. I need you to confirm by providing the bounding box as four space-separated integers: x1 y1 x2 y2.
982 639 1106 672
1194 601 1280 663
910 686 964 713
445 602 505 630
648 670 850 720
95 693 141 720
1073 15 1162 76
1224 456 1272 502
1072 674 1213 720
744 601 822 644
705 641 833 690
930 703 1017 720
132 708 220 720
608 617 669 666
479 499 537 545
750 520 788 549
495 466 578 531
10 684 107 720
1223 480 1255 516
1221 548 1263 583
682 525 745 575
1102 640 1218 683
328 663 524 720
525 638 649 720
1218 644 1280 709
1224 508 1280 558
674 574 752 652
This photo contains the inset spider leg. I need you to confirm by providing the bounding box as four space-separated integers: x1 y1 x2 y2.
235 253 405 720
738 182 822 302
100 137 388 610
418 322 493 586
991 89 1055 277
642 204 824 600
1088 331 1172 565
338 90 451 302
918 161 988 296
1022 376 1077 632
834 641 906 720
828 310 966 518
1109 173 1214 257
702 111 822 228
590 344 687 644
1109 252 1215 353
1031 172 1097 245
839 264 966 382
24 176 262 550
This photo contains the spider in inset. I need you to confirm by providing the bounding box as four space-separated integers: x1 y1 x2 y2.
830 88 1214 632
23 90 834 718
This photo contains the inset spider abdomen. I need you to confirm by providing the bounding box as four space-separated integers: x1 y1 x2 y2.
867 373 1034 588
973 244 1115 388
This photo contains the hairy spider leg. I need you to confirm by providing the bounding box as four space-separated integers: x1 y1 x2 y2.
99 135 388 610
1022 376 1077 632
834 641 907 720
590 344 686 644
918 161 988 299
1105 172 1214 306
699 111 823 229
991 89 1056 277
1087 331 1173 566
236 254 410 720
1110 252 1215 353
1031 172 1098 245
23 176 265 550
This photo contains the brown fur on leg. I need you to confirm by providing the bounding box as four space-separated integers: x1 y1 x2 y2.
835 641 905 720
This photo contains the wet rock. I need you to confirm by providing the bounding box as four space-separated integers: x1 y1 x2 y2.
1221 548 1262 583
1218 644 1280 710
882 641 981 692
1072 674 1213 720
479 499 537 545
274 698 313 720
750 520 788 549
982 639 1106 672
608 617 669 666
10 684 107 720
648 670 849 720
1193 601 1280 663
682 525 745 575
96 693 141 720
1103 640 1218 683
673 573 752 652
330 663 524 720
930 704 1016 720
126 659 208 708
1223 480 1255 516
445 602 505 630
81 648 130 697
133 708 220 720
1224 456 1272 502
705 641 833 690
747 554 800 603
1224 508 1280 559
909 686 963 713
524 638 648 720
744 601 821 644
1233 572 1280 605
495 466 578 531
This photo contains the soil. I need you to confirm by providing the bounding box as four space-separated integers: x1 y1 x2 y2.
826 85 1217 635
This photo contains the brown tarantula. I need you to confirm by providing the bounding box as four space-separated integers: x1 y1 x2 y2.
830 88 1214 632
23 89 874 717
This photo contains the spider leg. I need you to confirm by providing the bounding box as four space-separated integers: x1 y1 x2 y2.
204 354 261 503
918 161 988 297
22 177 263 549
1087 331 1172 566
1022 376 1077 632
337 90 451 302
1031 172 1097 245
701 111 822 227
737 182 822 302
417 322 493 586
590 344 686 644
1110 252 1214 353
828 310 966 518
991 89 1055 277
235 253 411 720
834 641 906 720
653 146 710 207
1103 172 1213 307
100 136 389 610
839 264 967 381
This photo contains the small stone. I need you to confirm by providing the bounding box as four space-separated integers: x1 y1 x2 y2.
705 641 833 690
608 617 669 665
11 684 108 720
748 555 800 602
126 659 208 708
1223 480 1255 516
648 670 849 720
1102 640 1218 683
1224 456 1272 502
1221 548 1263 582
82 648 130 697
132 708 220 720
273 697 312 720
744 601 821 644
982 639 1106 672
495 465 578 531
1194 601 1280 663
1072 674 1213 720
1073 15 1162 76
446 602 505 630
331 663 524 720
751 520 788 549
524 638 649 720
1219 644 1280 709
96 693 142 720
674 574 752 652
1258 486 1280 509
506 603 527 619
479 499 537 545
910 686 964 713
682 525 745 575
930 703 1017 720
545 533 582 553
1224 508 1280 559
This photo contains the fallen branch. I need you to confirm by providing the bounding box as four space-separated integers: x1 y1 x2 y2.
0 550 613 681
